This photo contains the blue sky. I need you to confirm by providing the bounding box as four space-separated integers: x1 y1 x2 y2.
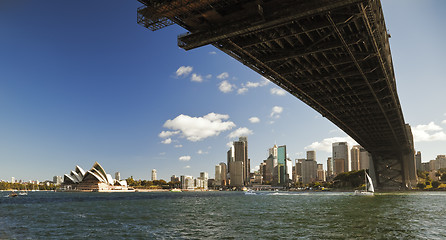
1 0 445 181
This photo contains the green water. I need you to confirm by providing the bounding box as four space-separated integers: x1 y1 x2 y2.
1 191 445 239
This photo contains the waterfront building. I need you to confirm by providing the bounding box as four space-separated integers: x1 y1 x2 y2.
215 164 222 186
429 159 437 171
436 155 446 169
235 137 250 185
359 146 371 170
333 142 350 173
286 158 293 181
195 172 208 190
151 169 157 181
259 162 266 184
252 170 263 184
327 157 333 177
302 159 317 185
61 162 129 192
317 164 326 182
171 175 178 182
415 151 422 171
219 162 227 186
115 172 121 181
180 175 194 190
334 159 345 174
351 145 360 171
214 162 230 186
422 162 430 172
295 159 304 183
11 177 15 184
53 176 63 185
306 151 316 161
276 145 287 186
229 161 244 187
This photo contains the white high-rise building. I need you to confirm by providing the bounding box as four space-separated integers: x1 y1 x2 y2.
198 172 209 190
151 169 157 181
115 172 121 181
332 142 350 174
286 158 293 180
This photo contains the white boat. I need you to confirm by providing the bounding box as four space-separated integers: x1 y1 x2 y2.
354 171 374 196
170 188 182 192
244 189 256 195
19 186 28 196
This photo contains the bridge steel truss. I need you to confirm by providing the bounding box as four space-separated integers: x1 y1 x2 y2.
138 0 417 189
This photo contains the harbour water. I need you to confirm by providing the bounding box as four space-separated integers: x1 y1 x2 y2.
1 191 446 239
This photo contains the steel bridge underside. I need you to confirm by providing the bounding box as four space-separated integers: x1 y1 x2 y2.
137 0 417 189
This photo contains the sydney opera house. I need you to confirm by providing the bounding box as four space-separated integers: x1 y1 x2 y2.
61 162 132 192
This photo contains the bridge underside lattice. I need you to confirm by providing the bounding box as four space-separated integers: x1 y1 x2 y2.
137 0 417 189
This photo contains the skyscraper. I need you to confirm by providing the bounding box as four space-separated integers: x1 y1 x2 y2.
302 159 317 184
351 145 360 171
436 155 446 169
415 151 422 171
115 172 121 181
359 146 371 170
215 163 227 186
215 164 222 186
327 157 333 177
277 145 287 185
219 162 227 186
317 164 326 182
306 150 316 161
333 142 350 174
230 137 250 186
151 169 157 181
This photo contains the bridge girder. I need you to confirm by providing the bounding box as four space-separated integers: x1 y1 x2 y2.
138 0 417 189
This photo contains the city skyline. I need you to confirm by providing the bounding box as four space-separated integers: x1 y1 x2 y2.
1 0 446 181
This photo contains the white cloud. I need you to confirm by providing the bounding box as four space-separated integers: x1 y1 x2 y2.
246 78 269 88
270 88 287 96
219 80 235 93
163 113 236 142
217 72 229 79
197 150 208 155
176 66 193 77
205 74 212 79
184 165 191 169
161 138 172 144
179 156 191 161
270 106 283 118
209 51 217 55
442 120 446 125
191 73 203 82
159 152 166 156
237 87 248 95
252 166 260 172
174 144 183 148
412 122 446 142
159 130 180 138
226 142 233 148
249 117 260 123
305 136 357 153
228 127 253 139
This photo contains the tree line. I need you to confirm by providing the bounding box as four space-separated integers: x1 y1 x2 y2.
125 177 180 189
0 182 56 191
